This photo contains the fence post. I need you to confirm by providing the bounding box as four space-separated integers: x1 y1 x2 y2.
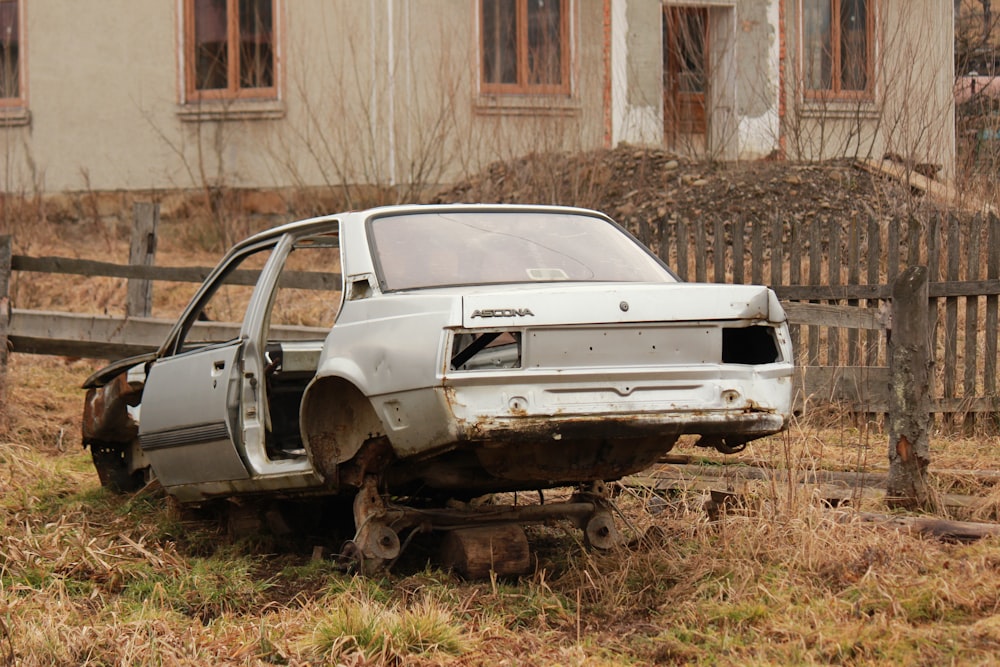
126 202 159 318
0 235 11 406
886 265 932 510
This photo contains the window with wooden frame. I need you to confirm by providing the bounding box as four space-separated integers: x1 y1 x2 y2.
0 0 23 106
801 0 873 99
184 0 277 101
481 0 570 95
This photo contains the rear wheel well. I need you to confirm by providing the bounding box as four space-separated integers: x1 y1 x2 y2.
300 377 387 481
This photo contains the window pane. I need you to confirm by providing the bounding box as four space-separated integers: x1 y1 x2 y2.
0 1 18 99
482 0 517 85
238 0 274 89
370 212 673 291
840 0 867 90
677 9 706 94
194 0 228 90
526 0 562 85
802 0 832 90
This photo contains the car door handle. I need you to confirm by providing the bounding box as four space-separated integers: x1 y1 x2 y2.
213 360 226 371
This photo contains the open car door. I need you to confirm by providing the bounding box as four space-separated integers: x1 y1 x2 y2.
138 340 250 487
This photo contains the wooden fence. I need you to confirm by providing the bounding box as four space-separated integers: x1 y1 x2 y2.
2 207 1000 424
647 211 1000 421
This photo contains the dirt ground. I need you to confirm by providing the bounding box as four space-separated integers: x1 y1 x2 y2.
433 146 934 245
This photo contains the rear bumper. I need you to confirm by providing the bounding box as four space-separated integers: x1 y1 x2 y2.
458 409 787 443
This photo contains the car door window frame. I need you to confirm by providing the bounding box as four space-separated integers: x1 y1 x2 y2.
160 238 279 359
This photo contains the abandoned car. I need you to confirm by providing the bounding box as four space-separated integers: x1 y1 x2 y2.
83 204 794 573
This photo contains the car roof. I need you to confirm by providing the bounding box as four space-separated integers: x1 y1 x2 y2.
233 203 609 251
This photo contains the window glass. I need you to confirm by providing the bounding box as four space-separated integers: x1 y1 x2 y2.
526 0 561 85
369 212 674 291
194 0 228 90
803 0 832 91
802 0 870 97
840 0 867 91
481 0 567 94
482 0 517 85
188 0 276 99
238 0 274 89
0 0 19 99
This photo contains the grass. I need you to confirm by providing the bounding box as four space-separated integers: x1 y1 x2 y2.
4 354 1000 665
4 215 1000 665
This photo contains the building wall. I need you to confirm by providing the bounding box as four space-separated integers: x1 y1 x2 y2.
0 0 957 208
1 1 608 200
784 0 956 175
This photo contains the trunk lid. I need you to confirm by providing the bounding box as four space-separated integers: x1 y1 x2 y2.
461 283 775 328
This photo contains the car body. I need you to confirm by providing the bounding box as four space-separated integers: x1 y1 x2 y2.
83 204 794 568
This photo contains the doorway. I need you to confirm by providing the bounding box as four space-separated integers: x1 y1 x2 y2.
663 6 709 154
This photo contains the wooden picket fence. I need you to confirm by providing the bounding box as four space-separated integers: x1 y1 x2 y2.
649 211 1000 423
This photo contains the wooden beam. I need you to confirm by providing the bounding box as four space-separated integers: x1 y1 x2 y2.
886 266 932 510
776 279 1000 301
127 203 159 318
11 255 341 291
854 158 996 215
0 235 11 400
8 310 327 360
783 302 886 330
853 512 1000 543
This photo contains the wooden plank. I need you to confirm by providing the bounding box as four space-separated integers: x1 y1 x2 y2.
987 214 1000 398
788 220 801 357
713 218 726 283
624 472 981 515
866 213 881 367
887 266 931 509
782 278 1000 301
8 310 326 360
847 217 861 366
887 216 900 283
732 217 744 284
854 512 1000 543
127 202 159 318
783 303 885 330
751 219 763 285
675 218 688 281
776 284 889 300
0 236 10 384
797 365 891 409
907 216 923 266
695 219 707 282
808 220 821 364
855 158 997 215
926 213 941 385
12 255 341 291
944 216 960 408
770 215 783 288
964 221 982 432
827 218 841 365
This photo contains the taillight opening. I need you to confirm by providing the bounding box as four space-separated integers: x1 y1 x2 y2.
722 326 781 365
450 331 522 370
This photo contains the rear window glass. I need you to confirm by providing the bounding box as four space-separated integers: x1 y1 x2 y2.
368 211 675 291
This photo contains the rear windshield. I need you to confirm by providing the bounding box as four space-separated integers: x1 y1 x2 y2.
368 211 675 291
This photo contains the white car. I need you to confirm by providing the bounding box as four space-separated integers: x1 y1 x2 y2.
83 204 793 572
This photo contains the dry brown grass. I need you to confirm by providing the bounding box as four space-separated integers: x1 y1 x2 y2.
3 329 1000 664
4 211 1000 665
